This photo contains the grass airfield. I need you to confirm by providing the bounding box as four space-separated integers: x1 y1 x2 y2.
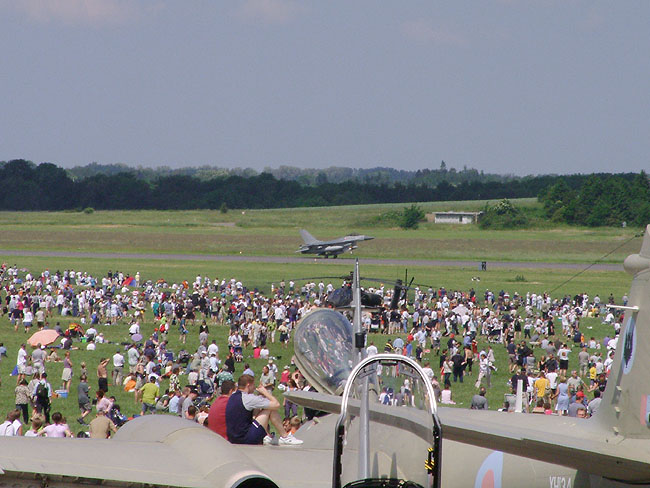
0 199 641 262
0 201 640 433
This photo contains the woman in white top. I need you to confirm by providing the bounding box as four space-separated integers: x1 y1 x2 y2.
440 385 455 405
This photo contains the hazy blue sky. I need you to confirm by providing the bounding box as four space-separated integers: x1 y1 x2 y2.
1 1 648 175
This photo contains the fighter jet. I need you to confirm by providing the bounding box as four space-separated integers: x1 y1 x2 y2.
2 226 650 487
297 229 374 258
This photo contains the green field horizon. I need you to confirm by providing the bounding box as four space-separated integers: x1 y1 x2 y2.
0 199 643 264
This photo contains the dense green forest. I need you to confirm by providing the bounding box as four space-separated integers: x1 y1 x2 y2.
64 161 513 187
0 159 648 227
538 172 650 227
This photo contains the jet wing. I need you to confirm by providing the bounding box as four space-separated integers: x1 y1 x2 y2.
285 390 650 483
439 407 650 483
0 416 278 488
0 436 209 487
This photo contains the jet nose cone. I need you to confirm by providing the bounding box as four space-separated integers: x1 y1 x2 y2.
365 236 374 240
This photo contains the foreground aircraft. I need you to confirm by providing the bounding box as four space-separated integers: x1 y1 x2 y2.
297 229 374 258
2 225 650 487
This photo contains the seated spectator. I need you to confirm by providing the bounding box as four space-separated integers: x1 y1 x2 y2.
531 398 545 414
24 416 44 437
568 391 587 417
470 387 488 410
225 374 302 445
440 385 455 405
89 408 117 439
40 412 73 437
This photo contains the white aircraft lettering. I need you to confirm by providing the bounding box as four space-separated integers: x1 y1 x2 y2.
549 475 572 488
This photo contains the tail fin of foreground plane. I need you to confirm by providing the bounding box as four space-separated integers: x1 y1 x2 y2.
300 229 319 245
594 224 650 439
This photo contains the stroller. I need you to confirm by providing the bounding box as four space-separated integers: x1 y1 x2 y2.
177 350 191 367
108 404 128 427
232 346 243 363
487 326 502 343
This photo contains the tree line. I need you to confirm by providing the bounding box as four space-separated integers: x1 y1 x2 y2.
63 160 514 187
0 159 648 228
538 172 650 227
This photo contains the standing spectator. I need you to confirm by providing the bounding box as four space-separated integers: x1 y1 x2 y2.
127 344 140 374
474 352 492 389
139 376 160 415
534 371 550 405
557 343 571 377
32 344 46 376
77 374 92 425
442 355 453 387
15 379 31 424
451 349 465 383
555 377 570 415
112 349 125 388
16 344 28 385
34 373 52 424
97 358 109 392
23 308 34 333
578 347 590 377
61 351 73 393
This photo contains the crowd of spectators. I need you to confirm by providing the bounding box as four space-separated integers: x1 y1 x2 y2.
0 262 626 442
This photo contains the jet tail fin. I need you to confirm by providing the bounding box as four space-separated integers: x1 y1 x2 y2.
594 224 650 439
300 229 319 245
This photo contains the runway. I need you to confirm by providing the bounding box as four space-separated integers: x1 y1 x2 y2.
0 249 623 271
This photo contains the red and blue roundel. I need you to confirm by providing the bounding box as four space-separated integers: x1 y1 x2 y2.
474 451 503 488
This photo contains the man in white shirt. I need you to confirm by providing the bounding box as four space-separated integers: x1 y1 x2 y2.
207 340 219 357
129 322 140 337
32 345 46 375
127 344 140 374
85 326 97 341
112 350 125 387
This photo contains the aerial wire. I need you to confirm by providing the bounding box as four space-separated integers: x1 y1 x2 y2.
548 231 643 295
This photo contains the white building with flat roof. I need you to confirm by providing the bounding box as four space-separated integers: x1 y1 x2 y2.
427 211 483 224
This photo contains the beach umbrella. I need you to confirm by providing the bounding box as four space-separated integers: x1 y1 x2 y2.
131 333 143 342
27 329 60 347
452 304 469 316
123 276 136 287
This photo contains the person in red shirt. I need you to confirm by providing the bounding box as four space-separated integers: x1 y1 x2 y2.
207 380 235 439
280 365 291 386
